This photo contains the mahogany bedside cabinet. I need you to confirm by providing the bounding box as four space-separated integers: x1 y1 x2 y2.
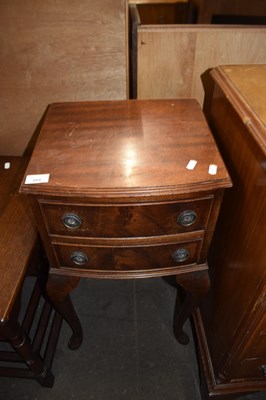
20 99 231 350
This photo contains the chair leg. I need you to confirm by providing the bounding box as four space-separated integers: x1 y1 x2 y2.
0 317 54 387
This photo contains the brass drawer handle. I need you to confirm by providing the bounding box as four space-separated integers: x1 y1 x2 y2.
172 248 190 263
62 213 82 229
259 365 266 377
177 210 197 227
70 251 88 265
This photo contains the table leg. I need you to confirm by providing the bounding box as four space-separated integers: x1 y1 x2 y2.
174 269 210 345
45 273 83 350
0 318 54 387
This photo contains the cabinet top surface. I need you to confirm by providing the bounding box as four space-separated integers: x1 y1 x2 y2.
211 65 266 154
219 65 266 125
20 99 231 198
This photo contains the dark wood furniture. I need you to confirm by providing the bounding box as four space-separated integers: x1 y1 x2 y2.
194 65 266 399
20 99 231 351
0 156 62 387
191 0 266 24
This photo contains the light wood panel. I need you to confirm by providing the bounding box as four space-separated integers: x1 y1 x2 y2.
137 26 266 105
0 0 127 156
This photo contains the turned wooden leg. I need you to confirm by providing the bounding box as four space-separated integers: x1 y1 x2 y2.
1 317 54 387
174 268 210 345
45 273 83 350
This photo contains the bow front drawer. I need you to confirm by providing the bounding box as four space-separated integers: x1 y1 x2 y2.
40 198 212 238
52 240 202 271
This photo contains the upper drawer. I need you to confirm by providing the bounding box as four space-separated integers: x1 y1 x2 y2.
40 198 212 238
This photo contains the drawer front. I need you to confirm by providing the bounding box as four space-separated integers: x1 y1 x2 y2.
53 240 202 271
41 198 212 238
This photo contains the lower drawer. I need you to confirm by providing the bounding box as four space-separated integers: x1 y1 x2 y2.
53 240 202 271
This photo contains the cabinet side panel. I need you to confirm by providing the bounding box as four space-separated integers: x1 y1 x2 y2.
201 84 266 381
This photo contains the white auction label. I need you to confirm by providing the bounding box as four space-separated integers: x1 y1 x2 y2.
186 160 197 170
4 162 10 169
208 164 217 175
25 174 50 184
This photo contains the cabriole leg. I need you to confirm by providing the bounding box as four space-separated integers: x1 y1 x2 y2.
175 269 210 345
45 273 83 350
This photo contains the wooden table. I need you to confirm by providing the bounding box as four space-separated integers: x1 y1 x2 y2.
20 99 231 350
0 156 61 387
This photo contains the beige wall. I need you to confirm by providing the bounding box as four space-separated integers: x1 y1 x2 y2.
0 0 127 155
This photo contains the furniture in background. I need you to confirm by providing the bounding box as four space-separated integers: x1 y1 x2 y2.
129 0 197 98
129 21 266 104
129 0 266 24
20 99 231 351
191 0 266 24
132 1 196 24
0 156 62 387
194 65 266 399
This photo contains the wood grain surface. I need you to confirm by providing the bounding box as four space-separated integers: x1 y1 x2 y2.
137 26 266 105
20 99 231 198
0 0 127 156
0 156 37 320
196 65 266 396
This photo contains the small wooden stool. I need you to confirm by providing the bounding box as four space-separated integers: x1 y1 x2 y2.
0 156 62 387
